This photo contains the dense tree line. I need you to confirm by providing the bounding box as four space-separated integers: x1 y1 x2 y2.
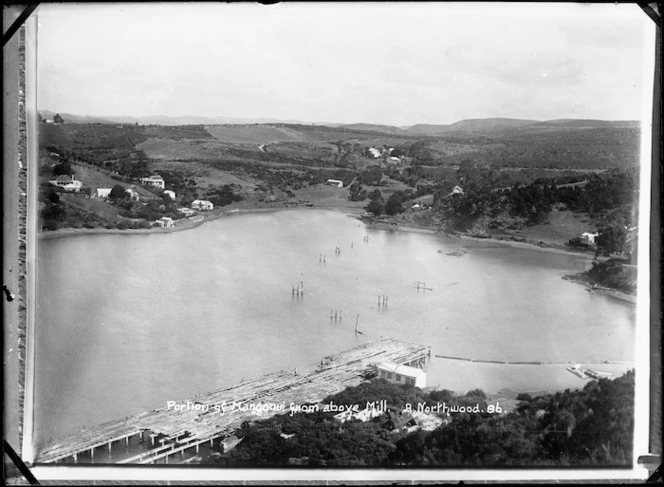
205 184 244 207
580 259 637 293
438 166 638 231
364 189 414 217
207 371 633 467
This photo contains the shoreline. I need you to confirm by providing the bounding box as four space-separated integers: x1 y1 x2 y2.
358 216 598 259
41 202 602 260
562 274 638 305
40 204 636 300
37 204 367 241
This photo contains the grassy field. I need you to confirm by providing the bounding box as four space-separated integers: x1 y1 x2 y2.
520 208 595 246
136 138 228 160
150 159 260 191
59 193 122 222
204 125 311 144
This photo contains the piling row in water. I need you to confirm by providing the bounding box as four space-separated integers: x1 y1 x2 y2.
292 281 304 299
416 281 433 292
435 354 634 366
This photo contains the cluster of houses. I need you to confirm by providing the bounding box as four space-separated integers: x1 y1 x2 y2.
48 170 220 230
329 361 443 434
366 147 406 165
92 186 141 201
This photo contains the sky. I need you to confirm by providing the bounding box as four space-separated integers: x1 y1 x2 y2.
36 2 655 126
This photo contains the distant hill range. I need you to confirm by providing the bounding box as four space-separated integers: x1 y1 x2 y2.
39 111 316 126
39 111 640 133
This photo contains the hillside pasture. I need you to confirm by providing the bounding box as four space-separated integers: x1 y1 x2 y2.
40 123 139 150
292 184 365 209
263 141 340 166
141 124 213 140
204 125 311 144
59 193 122 223
137 138 230 160
151 159 261 191
408 126 641 169
65 162 125 190
520 208 595 246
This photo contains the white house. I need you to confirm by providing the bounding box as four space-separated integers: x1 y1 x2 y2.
163 190 176 200
368 148 382 158
191 199 214 211
49 175 82 192
125 188 141 201
326 179 344 188
452 186 464 195
386 156 401 164
581 232 599 245
376 362 427 388
178 207 196 217
153 216 174 228
95 188 112 198
140 174 165 189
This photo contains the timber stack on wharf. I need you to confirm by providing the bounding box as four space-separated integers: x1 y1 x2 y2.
37 338 430 465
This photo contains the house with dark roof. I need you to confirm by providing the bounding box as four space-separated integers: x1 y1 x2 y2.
382 410 418 431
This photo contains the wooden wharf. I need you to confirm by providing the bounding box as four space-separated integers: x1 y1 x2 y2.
37 338 429 464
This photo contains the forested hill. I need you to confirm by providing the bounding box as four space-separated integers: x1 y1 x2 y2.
208 371 634 467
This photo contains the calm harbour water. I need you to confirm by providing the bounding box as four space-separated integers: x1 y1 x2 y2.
35 209 635 451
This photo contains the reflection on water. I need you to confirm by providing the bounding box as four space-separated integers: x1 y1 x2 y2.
35 210 635 450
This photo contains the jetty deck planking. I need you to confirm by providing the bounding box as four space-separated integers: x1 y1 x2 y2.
37 338 429 464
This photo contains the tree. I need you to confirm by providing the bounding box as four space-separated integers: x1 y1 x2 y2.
384 193 403 216
109 184 127 200
42 204 66 222
391 144 410 158
53 161 74 176
358 166 383 186
596 224 627 255
366 199 384 216
368 189 383 201
53 113 65 124
348 182 367 202
48 191 60 204
180 188 198 207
